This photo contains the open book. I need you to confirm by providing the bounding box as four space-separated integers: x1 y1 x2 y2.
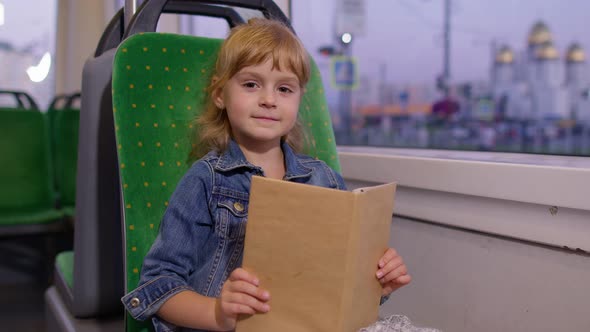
236 176 396 332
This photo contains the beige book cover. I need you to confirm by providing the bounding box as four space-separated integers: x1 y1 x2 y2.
236 176 396 332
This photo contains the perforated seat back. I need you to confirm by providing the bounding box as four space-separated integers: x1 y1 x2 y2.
112 32 339 331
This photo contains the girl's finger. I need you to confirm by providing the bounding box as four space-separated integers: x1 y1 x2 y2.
228 268 260 286
228 280 270 301
224 302 257 316
379 263 407 283
226 292 271 313
378 248 398 268
376 256 403 278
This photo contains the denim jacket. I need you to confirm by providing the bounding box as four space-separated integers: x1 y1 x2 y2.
121 139 347 331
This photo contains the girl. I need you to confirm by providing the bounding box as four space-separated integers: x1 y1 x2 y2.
122 18 411 332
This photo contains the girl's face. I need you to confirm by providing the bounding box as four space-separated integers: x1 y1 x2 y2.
215 59 302 149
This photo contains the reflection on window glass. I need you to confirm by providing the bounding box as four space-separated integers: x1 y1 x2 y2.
293 0 590 156
0 1 56 110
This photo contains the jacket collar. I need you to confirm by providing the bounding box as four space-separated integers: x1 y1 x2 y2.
214 139 313 180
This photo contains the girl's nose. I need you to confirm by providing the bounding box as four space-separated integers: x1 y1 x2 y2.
259 89 277 108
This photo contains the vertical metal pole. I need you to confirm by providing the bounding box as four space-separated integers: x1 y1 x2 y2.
124 0 138 30
338 41 352 144
443 0 451 96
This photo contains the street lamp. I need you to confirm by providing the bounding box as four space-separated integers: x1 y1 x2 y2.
341 32 352 44
337 32 353 143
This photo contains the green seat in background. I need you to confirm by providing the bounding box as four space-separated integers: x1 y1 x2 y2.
0 107 67 288
0 108 64 233
112 32 339 331
55 250 74 291
48 103 80 218
46 95 80 321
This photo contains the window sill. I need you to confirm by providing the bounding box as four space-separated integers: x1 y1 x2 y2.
338 146 590 251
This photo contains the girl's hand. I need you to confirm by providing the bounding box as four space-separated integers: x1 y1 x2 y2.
376 248 412 297
215 268 271 330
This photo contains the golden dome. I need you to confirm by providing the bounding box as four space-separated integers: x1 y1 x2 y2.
495 45 514 64
528 21 552 45
534 43 559 60
566 43 585 63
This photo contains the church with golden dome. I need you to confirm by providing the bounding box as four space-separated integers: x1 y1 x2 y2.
492 21 589 122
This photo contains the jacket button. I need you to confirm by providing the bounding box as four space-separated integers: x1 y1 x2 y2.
233 202 244 212
130 297 141 308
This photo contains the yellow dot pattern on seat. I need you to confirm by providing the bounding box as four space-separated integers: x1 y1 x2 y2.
112 32 340 331
114 34 214 302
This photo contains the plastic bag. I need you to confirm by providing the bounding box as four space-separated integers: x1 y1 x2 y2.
358 315 441 332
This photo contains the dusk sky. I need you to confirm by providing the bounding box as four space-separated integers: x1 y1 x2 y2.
292 0 590 85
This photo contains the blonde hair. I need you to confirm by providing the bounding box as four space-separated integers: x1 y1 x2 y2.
190 18 311 160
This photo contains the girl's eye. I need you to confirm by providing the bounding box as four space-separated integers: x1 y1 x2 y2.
278 86 293 93
243 82 258 88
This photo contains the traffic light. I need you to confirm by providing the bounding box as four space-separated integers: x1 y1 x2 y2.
318 46 339 56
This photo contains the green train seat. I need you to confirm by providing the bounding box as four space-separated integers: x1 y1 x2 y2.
48 92 81 218
0 104 67 293
0 105 64 235
112 29 339 330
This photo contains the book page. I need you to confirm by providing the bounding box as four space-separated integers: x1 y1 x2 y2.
345 182 396 331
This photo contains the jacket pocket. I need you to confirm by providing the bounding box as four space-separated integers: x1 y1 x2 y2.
214 190 248 240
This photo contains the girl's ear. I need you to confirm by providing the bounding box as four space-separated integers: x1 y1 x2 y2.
213 92 224 109
211 77 224 109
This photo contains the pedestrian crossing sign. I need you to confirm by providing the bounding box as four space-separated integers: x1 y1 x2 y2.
330 56 358 90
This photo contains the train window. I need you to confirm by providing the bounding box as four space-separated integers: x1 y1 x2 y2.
175 6 265 38
176 15 230 39
0 1 57 109
158 7 264 38
292 0 590 157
